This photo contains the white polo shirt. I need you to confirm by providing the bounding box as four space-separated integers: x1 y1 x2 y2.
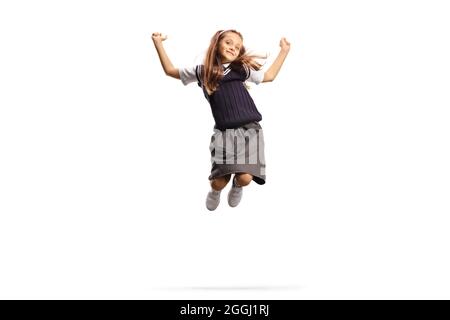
179 63 265 86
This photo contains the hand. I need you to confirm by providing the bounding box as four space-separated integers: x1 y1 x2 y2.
280 37 291 52
152 32 168 45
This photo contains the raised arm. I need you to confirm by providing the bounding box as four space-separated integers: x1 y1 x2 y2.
262 37 291 82
152 32 180 79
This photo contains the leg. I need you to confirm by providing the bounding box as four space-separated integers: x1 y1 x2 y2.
234 173 253 187
210 174 232 191
227 173 252 208
206 174 231 211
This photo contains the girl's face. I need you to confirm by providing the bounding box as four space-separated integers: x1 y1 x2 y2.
218 32 243 64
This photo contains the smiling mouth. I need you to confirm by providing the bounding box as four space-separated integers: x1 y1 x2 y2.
226 51 234 56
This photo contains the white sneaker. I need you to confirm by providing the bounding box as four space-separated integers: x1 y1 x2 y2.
206 189 221 211
227 177 243 207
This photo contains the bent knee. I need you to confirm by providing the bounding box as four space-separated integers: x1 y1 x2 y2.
210 174 232 190
235 173 253 186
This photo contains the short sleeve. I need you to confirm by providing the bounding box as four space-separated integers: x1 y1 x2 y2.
246 67 265 85
178 66 198 86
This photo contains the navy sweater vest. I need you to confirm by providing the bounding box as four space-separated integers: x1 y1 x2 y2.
195 64 262 130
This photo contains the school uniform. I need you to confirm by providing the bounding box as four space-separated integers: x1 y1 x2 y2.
179 62 266 185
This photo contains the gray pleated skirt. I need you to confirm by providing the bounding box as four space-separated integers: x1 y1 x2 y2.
208 121 266 185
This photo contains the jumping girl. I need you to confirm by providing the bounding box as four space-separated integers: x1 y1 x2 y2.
152 29 290 211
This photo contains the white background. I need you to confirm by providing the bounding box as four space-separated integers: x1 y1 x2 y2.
1 0 449 299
